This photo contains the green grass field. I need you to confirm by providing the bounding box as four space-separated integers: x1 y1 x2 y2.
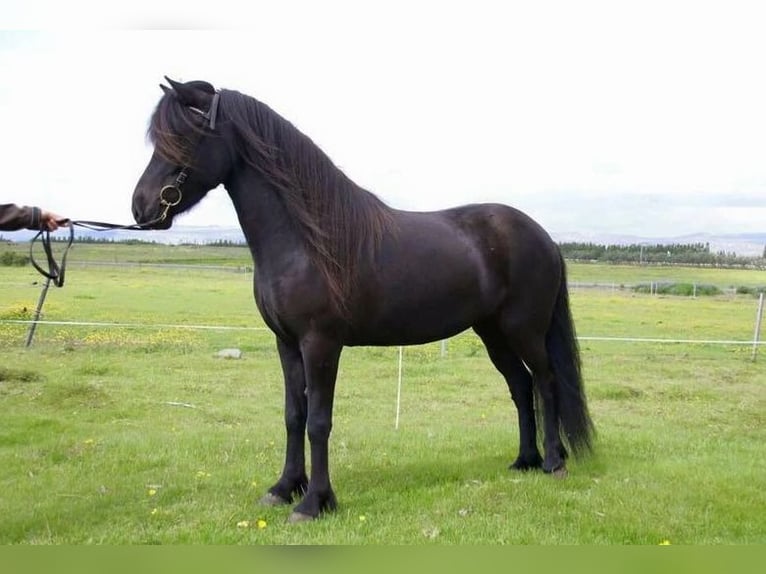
1 243 765 544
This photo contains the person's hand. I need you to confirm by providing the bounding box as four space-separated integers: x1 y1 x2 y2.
40 210 69 231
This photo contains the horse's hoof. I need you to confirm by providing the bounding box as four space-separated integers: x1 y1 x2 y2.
509 457 543 471
288 511 315 524
259 492 290 507
552 466 568 479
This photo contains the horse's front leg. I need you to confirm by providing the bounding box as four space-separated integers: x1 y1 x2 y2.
289 336 342 522
261 338 309 506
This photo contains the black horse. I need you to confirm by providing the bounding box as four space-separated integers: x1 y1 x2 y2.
132 78 594 522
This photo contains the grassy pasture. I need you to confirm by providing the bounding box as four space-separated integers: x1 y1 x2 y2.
0 245 765 544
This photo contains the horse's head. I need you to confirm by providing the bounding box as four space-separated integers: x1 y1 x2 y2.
132 78 232 229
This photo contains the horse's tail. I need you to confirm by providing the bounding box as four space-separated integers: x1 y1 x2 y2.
545 252 595 456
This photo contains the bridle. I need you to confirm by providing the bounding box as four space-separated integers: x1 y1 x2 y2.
154 91 221 225
30 91 221 288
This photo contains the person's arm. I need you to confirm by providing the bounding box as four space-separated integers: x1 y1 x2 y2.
0 203 38 231
0 204 68 231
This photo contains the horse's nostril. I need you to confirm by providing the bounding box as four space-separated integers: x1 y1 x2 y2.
131 196 156 225
131 201 147 224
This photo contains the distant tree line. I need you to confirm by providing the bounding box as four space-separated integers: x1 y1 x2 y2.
558 242 765 268
204 239 247 247
64 237 160 245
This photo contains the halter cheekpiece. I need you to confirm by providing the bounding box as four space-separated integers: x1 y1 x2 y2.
158 91 221 221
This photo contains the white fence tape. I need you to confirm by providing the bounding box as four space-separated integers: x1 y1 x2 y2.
0 319 763 345
0 319 269 331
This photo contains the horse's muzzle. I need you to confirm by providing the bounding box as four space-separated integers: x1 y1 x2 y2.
132 200 173 230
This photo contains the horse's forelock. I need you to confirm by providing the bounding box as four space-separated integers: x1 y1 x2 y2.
148 93 200 166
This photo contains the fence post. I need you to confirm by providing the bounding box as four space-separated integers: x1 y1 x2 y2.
440 339 447 358
395 346 403 429
752 292 764 361
25 277 52 348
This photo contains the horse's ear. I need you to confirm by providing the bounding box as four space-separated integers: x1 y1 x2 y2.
164 76 213 109
160 84 172 95
165 77 191 104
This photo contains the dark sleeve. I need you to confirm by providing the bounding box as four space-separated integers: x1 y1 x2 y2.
0 204 41 231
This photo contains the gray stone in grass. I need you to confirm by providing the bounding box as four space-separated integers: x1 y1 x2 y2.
216 348 242 359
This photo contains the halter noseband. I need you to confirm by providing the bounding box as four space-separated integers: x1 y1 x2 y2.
158 91 220 222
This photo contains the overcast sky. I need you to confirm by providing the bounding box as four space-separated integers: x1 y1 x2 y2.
2 1 765 238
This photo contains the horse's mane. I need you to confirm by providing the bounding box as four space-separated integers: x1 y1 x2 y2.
148 85 395 315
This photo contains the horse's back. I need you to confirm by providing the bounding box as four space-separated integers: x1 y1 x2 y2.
443 202 562 286
442 202 558 256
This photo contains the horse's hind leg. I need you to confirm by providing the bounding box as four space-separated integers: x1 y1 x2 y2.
509 335 568 475
474 322 542 471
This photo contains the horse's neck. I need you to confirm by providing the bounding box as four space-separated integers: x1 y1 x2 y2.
224 168 306 270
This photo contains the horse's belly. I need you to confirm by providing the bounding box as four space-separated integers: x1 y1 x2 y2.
345 321 472 346
345 284 493 346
